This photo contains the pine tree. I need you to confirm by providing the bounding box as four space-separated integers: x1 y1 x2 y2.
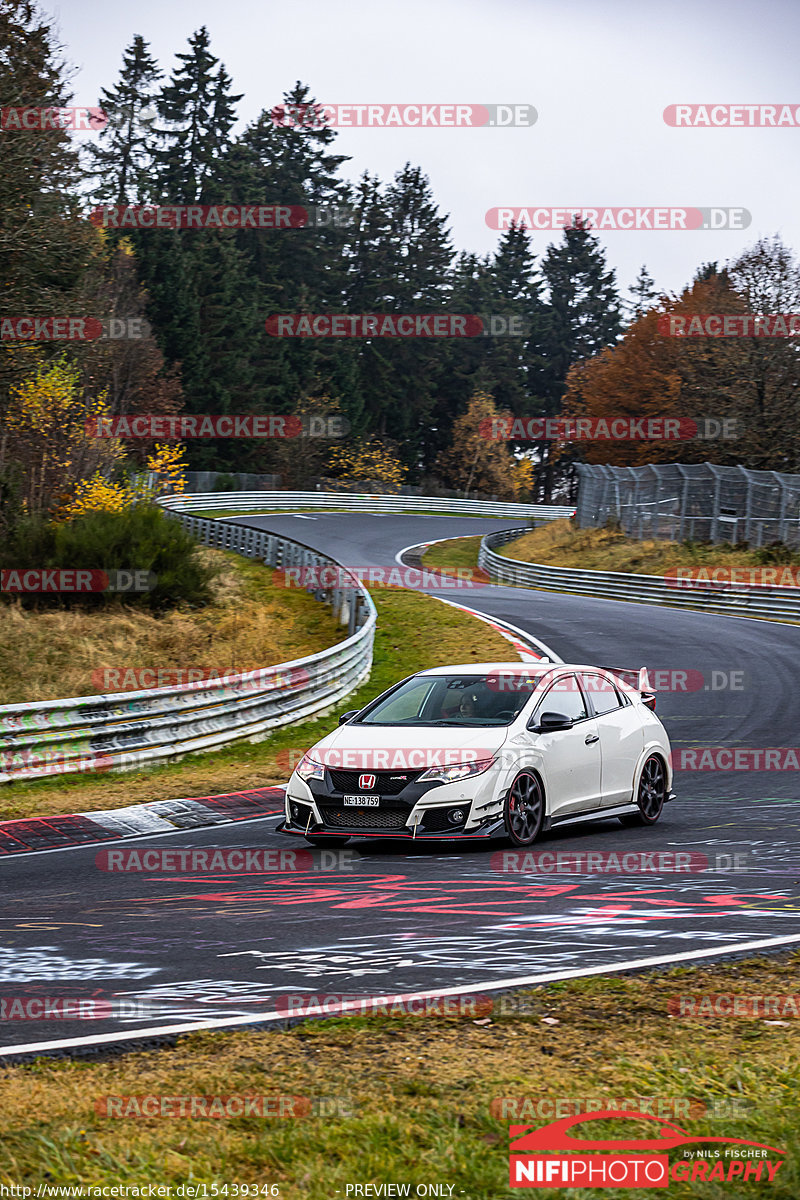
483 224 543 413
0 0 99 412
351 163 456 473
154 27 241 203
222 84 359 459
534 219 622 498
626 264 658 322
86 36 162 203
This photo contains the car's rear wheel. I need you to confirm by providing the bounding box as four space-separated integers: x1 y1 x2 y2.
620 755 666 826
305 836 351 847
504 771 544 845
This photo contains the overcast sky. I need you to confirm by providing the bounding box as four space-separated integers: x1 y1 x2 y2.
51 0 799 299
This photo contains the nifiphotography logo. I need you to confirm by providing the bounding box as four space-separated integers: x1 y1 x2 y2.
507 1111 786 1188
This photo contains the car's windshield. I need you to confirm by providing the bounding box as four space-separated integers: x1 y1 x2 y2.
357 672 546 726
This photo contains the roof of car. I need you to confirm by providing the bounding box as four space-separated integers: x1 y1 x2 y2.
418 663 607 675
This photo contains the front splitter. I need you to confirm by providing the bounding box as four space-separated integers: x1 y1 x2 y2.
277 819 506 842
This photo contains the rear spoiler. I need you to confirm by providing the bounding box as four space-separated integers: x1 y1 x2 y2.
600 665 657 710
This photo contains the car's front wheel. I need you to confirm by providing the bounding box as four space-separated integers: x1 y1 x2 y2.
305 836 351 847
620 755 666 826
504 771 544 845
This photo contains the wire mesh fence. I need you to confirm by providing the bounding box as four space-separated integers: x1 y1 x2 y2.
575 462 800 548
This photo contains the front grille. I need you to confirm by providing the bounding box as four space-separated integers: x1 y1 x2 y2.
320 806 409 830
327 769 421 796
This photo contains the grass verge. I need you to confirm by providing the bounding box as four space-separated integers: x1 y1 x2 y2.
422 536 485 573
0 551 340 705
495 520 800 575
422 523 800 579
2 952 798 1197
0 589 513 821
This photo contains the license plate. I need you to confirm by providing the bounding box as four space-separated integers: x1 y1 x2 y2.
342 795 380 806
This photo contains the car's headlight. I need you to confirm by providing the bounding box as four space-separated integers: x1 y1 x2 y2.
295 753 325 782
418 758 495 783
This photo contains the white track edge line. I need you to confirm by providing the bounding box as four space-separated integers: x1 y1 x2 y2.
432 596 563 663
4 932 800 1057
394 538 562 662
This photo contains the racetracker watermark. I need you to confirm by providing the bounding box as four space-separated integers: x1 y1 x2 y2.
269 102 537 127
85 414 348 438
0 317 151 341
1 750 176 778
669 994 800 1017
1 106 106 130
90 665 310 692
487 206 751 231
95 847 357 872
659 313 800 337
95 1094 353 1118
490 850 751 874
274 564 490 589
284 747 497 770
665 566 800 588
664 103 800 127
478 416 721 441
264 314 526 337
0 569 155 593
487 667 746 693
87 205 350 229
0 997 155 1020
674 748 800 769
275 992 494 1018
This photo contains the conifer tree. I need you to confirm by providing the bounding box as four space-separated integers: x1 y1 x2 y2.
534 219 622 498
86 35 162 203
626 264 658 322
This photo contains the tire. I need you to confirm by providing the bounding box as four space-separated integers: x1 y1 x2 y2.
619 755 666 827
305 836 351 847
504 771 545 846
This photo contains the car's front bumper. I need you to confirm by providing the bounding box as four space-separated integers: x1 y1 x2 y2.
279 768 505 840
277 817 506 841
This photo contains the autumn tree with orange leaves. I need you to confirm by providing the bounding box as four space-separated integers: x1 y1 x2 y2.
560 239 800 472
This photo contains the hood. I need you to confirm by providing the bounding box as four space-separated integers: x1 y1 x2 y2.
309 722 509 772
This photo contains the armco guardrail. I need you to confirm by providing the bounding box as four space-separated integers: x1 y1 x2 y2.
160 491 575 520
0 516 376 784
478 530 800 622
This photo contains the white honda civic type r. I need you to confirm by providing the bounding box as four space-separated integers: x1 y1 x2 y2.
278 661 674 846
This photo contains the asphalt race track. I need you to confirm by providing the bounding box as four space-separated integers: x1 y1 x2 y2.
2 513 800 1056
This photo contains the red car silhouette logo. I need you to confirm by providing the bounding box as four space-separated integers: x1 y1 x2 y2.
359 774 376 790
510 1111 785 1155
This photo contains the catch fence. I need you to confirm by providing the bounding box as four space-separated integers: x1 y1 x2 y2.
576 463 800 548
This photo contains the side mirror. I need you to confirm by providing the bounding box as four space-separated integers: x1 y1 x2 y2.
535 711 574 732
338 709 360 726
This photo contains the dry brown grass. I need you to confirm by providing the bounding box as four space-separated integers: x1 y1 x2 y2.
0 588 515 820
497 518 800 574
0 550 340 704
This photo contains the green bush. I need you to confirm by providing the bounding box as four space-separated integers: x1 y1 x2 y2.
0 505 217 612
754 540 799 565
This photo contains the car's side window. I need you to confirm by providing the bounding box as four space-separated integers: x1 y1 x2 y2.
580 673 624 717
529 674 588 726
